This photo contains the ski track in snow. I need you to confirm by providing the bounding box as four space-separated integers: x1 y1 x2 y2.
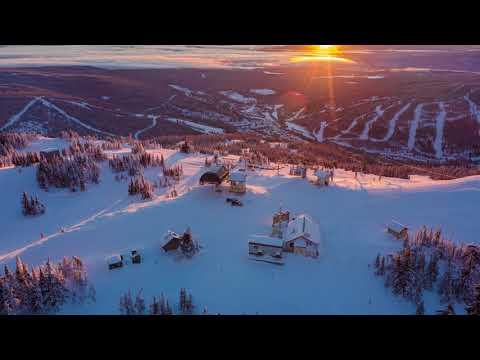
0 97 41 131
134 115 158 140
433 102 447 160
314 122 328 143
0 200 124 263
359 105 385 140
408 103 424 151
372 103 411 142
464 91 480 126
39 98 115 136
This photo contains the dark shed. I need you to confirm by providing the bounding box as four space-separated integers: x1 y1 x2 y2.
199 165 229 185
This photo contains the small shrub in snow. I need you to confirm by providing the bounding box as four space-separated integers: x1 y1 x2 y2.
21 192 45 216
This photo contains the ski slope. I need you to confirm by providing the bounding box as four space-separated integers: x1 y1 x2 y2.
408 104 424 151
0 97 41 131
0 138 479 314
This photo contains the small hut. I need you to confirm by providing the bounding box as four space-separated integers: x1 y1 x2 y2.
162 231 183 252
387 221 409 240
162 227 198 256
314 169 330 186
229 171 247 194
289 165 307 178
131 250 141 264
107 255 123 270
271 209 290 238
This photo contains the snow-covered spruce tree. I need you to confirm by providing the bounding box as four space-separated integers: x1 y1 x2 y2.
438 259 455 304
436 304 456 315
415 300 425 315
465 283 480 315
119 291 135 315
21 192 46 216
134 290 146 315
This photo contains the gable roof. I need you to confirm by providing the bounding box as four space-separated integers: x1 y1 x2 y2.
230 171 247 182
285 214 320 244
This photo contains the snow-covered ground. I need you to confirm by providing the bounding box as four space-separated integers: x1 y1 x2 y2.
219 91 256 104
165 118 224 134
0 138 479 314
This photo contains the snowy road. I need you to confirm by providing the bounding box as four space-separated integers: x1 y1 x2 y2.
134 115 158 140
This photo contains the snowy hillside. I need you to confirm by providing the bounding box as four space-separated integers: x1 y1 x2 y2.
0 137 479 314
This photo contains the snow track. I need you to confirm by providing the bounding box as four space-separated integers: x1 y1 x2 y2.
0 97 41 131
359 105 385 140
134 115 158 140
39 98 115 136
314 121 328 143
372 103 411 142
433 102 447 160
408 103 424 151
464 91 480 126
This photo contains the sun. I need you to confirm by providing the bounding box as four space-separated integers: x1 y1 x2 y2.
313 45 339 53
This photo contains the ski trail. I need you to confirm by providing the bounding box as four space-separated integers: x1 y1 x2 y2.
408 103 424 151
285 107 305 122
39 98 115 136
359 105 384 140
372 102 411 142
464 91 480 125
0 200 124 263
433 102 447 160
134 115 158 140
334 114 364 139
0 97 40 131
314 121 328 143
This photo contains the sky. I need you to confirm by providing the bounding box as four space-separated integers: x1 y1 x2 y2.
0 45 479 70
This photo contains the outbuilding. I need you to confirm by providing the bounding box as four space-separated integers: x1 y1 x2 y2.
107 255 123 270
248 235 284 264
229 171 247 193
284 214 320 258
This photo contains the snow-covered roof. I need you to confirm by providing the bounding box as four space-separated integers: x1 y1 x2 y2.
107 255 122 265
230 171 247 182
389 221 408 232
285 214 320 244
315 169 330 178
249 235 284 248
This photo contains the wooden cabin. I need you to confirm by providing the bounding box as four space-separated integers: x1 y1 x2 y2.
107 255 123 270
131 250 141 264
162 228 196 254
271 209 290 238
283 214 320 258
314 169 331 186
229 171 247 194
387 221 409 240
248 235 284 265
162 231 183 252
199 165 229 186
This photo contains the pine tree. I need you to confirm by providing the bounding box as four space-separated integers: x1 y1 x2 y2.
150 296 161 315
436 303 456 315
415 300 425 315
134 289 146 315
466 283 480 315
